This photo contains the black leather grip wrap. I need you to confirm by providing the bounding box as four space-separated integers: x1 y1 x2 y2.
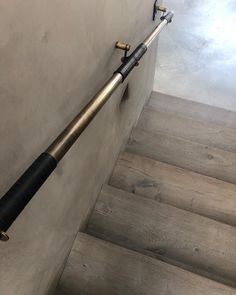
0 153 57 232
115 43 147 81
161 11 174 23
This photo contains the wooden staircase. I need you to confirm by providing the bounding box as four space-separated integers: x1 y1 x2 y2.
56 92 236 294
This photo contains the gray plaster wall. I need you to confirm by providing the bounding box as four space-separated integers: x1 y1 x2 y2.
0 1 158 294
154 0 236 111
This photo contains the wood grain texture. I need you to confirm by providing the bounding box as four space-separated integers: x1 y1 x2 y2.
138 107 236 153
149 92 236 129
126 128 236 184
88 185 236 287
56 233 236 295
110 152 236 226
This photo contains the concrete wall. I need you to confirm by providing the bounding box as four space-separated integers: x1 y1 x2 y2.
0 1 158 294
154 0 236 111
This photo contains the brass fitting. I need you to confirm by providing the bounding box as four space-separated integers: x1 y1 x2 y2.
115 42 131 52
157 5 167 12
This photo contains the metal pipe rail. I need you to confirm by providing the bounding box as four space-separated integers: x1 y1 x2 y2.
0 11 174 242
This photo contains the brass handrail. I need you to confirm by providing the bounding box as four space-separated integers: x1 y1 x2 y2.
0 11 174 241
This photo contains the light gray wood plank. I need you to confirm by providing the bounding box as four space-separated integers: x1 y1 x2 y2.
88 185 236 288
56 233 236 295
138 107 236 153
127 128 236 184
149 91 236 129
110 152 236 226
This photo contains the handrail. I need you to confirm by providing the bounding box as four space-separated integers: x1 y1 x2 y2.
0 11 174 241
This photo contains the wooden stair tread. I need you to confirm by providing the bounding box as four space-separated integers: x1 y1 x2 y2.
149 92 236 129
126 127 236 184
56 233 236 295
88 185 236 287
138 107 236 153
110 152 236 226
56 92 236 294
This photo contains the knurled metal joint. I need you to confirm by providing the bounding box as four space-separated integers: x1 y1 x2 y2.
115 43 147 81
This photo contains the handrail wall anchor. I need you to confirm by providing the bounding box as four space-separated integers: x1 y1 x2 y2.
153 0 168 21
115 41 131 62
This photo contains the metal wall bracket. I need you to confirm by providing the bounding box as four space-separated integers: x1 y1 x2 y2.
115 41 131 62
153 0 167 21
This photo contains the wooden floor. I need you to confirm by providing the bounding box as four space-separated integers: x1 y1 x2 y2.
88 185 236 287
56 234 236 295
110 152 236 226
127 128 236 184
56 91 236 294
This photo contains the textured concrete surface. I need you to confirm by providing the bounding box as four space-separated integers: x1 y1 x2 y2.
154 0 236 111
0 1 158 294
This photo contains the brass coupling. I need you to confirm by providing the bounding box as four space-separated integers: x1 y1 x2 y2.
157 5 167 13
115 42 131 52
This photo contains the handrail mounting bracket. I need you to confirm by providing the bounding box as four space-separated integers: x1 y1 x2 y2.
115 41 131 62
153 0 167 21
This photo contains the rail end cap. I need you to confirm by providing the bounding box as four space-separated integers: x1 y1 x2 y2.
0 231 9 242
161 11 174 23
